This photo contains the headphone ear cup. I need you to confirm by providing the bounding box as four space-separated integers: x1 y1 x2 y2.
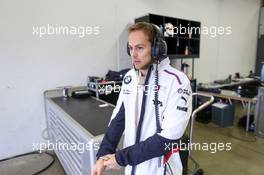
127 42 131 56
151 24 167 61
159 40 167 60
152 40 167 61
152 42 159 60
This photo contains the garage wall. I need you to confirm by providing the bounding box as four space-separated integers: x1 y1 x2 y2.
0 0 261 159
214 0 260 80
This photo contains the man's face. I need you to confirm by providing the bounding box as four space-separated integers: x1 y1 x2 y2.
128 30 152 71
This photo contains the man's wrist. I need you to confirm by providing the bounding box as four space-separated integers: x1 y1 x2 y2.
99 156 110 161
115 152 125 167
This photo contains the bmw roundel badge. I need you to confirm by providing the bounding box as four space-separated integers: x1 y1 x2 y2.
124 75 132 84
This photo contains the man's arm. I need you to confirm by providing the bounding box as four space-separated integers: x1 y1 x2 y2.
92 86 125 175
96 102 125 158
96 86 125 158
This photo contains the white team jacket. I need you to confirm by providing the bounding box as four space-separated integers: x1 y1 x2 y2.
97 57 192 175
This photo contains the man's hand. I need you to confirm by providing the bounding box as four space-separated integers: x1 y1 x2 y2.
103 154 121 170
92 159 105 175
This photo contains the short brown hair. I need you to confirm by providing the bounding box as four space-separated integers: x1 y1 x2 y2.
128 22 155 45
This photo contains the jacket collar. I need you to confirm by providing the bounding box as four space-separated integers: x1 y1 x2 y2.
154 57 170 71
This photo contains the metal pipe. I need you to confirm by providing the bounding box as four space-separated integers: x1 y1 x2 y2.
246 102 251 131
189 92 214 157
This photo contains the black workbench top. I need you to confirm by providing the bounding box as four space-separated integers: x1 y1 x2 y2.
51 96 114 136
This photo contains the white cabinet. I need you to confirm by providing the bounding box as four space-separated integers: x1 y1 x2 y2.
44 89 106 175
45 99 95 175
44 88 124 175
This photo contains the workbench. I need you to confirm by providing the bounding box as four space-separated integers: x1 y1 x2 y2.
44 87 124 175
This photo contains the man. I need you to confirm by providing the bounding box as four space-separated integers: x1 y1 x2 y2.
92 22 192 175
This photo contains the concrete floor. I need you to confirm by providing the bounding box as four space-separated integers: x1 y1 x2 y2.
1 104 264 175
0 152 65 175
190 122 264 175
190 103 264 175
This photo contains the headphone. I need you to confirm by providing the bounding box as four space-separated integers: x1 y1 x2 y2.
127 23 167 62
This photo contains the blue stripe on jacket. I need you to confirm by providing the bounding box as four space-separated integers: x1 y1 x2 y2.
115 133 179 166
96 103 125 158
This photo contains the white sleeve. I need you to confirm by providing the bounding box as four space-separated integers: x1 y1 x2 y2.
109 83 124 122
159 78 192 140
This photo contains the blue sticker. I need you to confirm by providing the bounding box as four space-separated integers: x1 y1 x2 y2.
124 75 132 84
